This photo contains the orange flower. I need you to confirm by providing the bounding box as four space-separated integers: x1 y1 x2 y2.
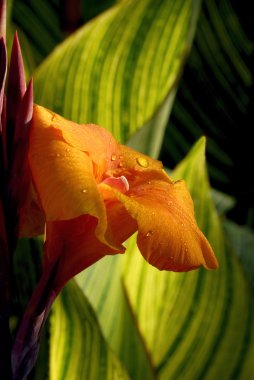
21 105 218 293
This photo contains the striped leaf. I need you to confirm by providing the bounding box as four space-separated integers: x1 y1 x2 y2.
76 255 155 380
6 1 36 77
127 89 177 159
160 0 254 226
50 279 129 380
12 0 63 65
11 0 115 66
12 237 49 380
122 137 254 379
211 188 235 215
224 220 254 292
33 0 201 144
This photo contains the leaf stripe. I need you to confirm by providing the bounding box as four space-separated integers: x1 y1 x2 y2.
34 0 199 145
123 139 254 379
50 280 130 380
155 269 205 373
161 0 253 200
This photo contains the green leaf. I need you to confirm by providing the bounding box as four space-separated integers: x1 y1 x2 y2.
224 220 254 292
13 237 49 380
12 0 63 65
123 137 254 379
34 0 201 144
160 0 254 226
50 279 129 380
76 255 155 380
6 2 37 77
211 188 235 215
81 0 117 23
11 0 116 66
127 89 177 159
13 238 43 312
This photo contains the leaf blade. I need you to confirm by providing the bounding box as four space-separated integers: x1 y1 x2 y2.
50 280 130 380
34 0 201 145
123 137 254 379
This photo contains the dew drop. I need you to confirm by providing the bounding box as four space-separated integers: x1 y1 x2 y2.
119 162 123 168
111 154 117 161
136 157 149 168
145 230 154 237
81 189 87 193
56 153 60 157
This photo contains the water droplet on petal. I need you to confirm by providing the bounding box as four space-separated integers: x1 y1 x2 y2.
56 153 60 157
145 230 154 237
119 162 123 167
111 154 117 161
81 189 87 193
136 157 149 168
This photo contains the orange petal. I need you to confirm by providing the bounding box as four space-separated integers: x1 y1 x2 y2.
105 144 171 192
100 179 218 271
30 110 109 233
119 145 163 171
29 105 134 247
32 105 121 181
104 198 137 247
44 215 125 294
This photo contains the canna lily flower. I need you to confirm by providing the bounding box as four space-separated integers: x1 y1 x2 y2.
20 105 218 294
1 5 218 377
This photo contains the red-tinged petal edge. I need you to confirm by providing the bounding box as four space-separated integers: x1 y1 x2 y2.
12 213 125 378
44 215 126 294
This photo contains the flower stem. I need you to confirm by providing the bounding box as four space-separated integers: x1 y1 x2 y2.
11 263 58 380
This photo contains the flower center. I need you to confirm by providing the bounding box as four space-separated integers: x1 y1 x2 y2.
102 176 129 193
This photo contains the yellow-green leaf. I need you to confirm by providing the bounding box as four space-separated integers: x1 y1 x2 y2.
76 255 155 380
34 0 201 143
123 137 254 379
50 280 129 380
224 220 254 292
